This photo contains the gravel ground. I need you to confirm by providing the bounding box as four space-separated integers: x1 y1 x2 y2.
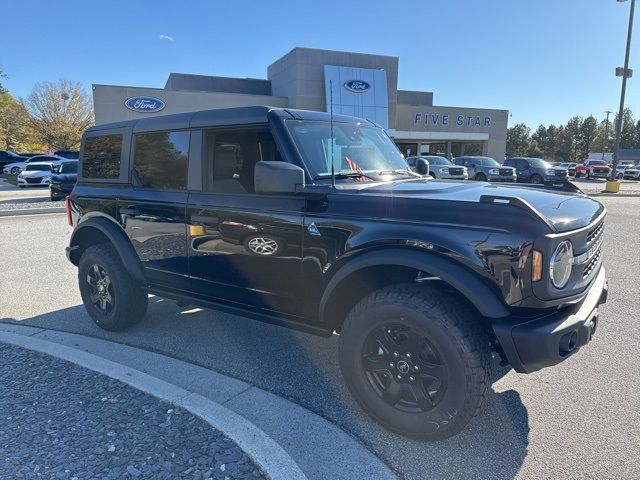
0 343 267 480
0 200 64 211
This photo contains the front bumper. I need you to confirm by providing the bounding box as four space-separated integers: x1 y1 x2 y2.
493 266 607 374
440 173 468 180
488 175 516 182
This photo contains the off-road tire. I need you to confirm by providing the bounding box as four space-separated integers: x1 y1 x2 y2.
78 243 148 331
475 172 487 182
339 283 491 441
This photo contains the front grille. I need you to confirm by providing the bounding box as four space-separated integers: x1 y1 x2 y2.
25 177 42 184
449 168 463 175
587 220 605 244
554 170 567 177
499 168 513 176
583 247 602 278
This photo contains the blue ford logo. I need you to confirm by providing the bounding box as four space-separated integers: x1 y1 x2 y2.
343 80 370 92
124 96 166 113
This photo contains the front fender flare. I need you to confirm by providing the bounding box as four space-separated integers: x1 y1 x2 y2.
319 248 511 322
68 216 146 284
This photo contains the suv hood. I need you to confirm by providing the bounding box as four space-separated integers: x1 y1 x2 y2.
360 180 604 233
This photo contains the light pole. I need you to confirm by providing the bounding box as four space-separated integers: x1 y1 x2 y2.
610 0 635 182
602 110 613 160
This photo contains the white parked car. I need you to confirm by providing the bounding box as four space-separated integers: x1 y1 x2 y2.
3 154 64 175
17 162 55 187
622 165 640 180
408 155 468 179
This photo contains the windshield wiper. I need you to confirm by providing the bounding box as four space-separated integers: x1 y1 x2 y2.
377 169 421 178
314 171 374 180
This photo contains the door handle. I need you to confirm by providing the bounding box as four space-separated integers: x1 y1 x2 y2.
120 207 140 216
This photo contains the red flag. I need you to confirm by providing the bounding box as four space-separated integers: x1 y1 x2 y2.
344 156 367 182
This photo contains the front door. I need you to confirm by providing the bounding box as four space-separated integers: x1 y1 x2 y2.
186 127 305 317
119 130 190 287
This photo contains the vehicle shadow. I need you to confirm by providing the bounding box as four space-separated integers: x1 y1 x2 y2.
1 300 529 480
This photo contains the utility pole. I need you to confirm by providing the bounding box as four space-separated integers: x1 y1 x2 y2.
602 110 613 160
611 0 635 181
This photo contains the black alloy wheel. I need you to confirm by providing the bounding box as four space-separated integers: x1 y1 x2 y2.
86 263 115 314
362 324 447 413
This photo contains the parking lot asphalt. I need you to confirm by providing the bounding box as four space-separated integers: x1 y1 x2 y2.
1 196 639 480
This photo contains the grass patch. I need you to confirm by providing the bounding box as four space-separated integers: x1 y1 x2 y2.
0 173 18 186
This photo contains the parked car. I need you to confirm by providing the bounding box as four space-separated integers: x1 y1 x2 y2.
65 106 607 441
504 157 569 185
622 164 640 180
0 150 28 169
559 162 577 177
407 155 467 179
49 160 78 200
576 160 611 179
3 154 65 175
54 150 80 160
17 161 55 187
614 163 634 179
18 152 42 158
453 156 516 182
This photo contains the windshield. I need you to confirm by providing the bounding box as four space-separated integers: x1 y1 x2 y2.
25 164 51 172
589 160 607 165
286 120 408 179
471 157 500 167
55 162 78 174
424 156 451 165
529 158 551 168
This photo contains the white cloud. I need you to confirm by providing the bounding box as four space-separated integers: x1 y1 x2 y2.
159 34 174 41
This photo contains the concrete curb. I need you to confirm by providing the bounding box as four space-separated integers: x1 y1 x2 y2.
0 324 398 480
0 207 66 217
0 330 307 480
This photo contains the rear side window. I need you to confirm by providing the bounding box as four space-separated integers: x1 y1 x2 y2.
82 135 123 179
132 131 189 190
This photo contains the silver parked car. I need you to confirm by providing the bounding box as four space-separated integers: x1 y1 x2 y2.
407 156 468 179
454 156 516 182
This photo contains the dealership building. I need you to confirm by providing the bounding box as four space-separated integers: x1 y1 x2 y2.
93 47 509 160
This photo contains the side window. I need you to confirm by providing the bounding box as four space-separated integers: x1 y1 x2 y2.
516 159 529 170
132 131 189 190
82 134 122 179
203 128 282 194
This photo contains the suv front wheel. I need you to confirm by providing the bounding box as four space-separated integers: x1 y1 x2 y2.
339 283 491 440
78 244 148 331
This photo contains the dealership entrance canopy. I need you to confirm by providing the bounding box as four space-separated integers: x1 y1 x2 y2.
93 47 508 160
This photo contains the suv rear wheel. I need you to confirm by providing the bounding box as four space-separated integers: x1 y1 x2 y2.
339 283 491 440
78 244 148 331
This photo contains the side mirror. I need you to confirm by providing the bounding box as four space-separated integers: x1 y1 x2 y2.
254 161 305 194
415 158 429 175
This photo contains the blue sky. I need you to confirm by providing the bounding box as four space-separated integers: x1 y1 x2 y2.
2 0 637 128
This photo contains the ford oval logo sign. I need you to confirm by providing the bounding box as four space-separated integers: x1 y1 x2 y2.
124 96 166 113
343 80 370 93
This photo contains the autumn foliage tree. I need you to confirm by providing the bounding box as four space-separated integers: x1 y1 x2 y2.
23 79 94 151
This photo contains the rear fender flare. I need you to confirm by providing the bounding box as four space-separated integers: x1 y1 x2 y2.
68 216 146 284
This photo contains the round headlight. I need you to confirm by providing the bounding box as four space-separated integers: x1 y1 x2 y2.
550 240 573 288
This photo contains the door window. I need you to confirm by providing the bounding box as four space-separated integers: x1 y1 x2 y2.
203 128 282 194
132 131 189 190
516 159 529 170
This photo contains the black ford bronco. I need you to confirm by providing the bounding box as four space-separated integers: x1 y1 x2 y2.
66 106 607 440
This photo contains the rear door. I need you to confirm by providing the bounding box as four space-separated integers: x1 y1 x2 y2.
185 126 305 316
515 158 531 181
118 129 190 287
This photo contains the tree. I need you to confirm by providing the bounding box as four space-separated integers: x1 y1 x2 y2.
0 92 39 151
577 115 598 161
23 79 93 151
0 68 7 94
591 118 615 153
616 108 636 149
506 123 531 157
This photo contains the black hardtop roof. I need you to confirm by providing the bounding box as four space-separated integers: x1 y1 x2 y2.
85 106 374 135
